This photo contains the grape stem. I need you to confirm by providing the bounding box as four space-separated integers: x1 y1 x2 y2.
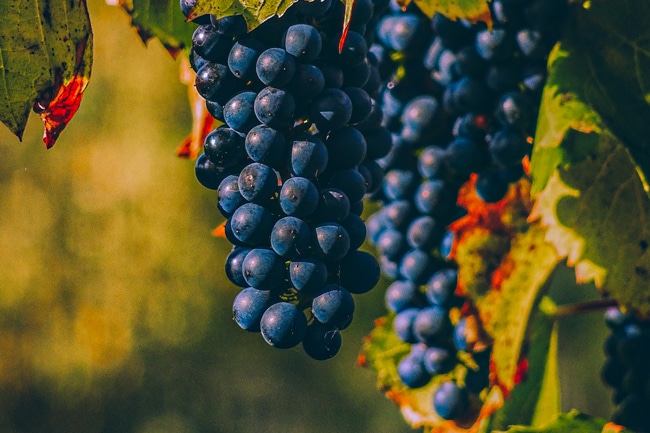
548 298 618 319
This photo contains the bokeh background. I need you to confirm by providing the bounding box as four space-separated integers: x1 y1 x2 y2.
0 0 614 432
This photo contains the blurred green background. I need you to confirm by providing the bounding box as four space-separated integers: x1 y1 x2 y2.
0 1 615 432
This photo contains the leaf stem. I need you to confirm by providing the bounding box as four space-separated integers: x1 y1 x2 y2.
548 298 618 319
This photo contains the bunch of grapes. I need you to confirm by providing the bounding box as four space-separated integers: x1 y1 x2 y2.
362 0 568 422
182 0 397 360
601 307 650 432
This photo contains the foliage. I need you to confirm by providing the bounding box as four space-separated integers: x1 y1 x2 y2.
2 0 650 432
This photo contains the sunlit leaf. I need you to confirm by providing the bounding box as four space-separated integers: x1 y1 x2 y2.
532 133 650 316
475 224 559 392
401 0 491 25
188 0 298 31
536 1 650 196
0 0 93 145
529 43 603 195
108 0 196 57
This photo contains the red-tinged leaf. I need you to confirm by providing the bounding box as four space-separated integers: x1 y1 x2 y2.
177 58 216 159
212 221 227 238
338 0 354 53
0 0 93 141
34 34 92 149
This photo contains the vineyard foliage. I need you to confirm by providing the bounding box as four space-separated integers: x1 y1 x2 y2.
2 0 650 432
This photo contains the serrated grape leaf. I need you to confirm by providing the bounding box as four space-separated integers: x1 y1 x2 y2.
450 178 560 392
491 308 559 430
177 58 215 158
0 0 92 145
495 411 612 433
359 316 505 432
534 1 650 196
399 0 491 25
188 0 297 31
529 42 603 195
109 0 197 57
475 224 559 392
532 133 650 316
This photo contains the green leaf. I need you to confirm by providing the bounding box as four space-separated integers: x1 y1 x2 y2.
112 0 197 57
0 0 92 140
495 411 611 433
188 0 298 31
534 133 650 315
491 303 559 430
530 42 603 195
475 223 560 392
410 0 491 24
535 1 650 196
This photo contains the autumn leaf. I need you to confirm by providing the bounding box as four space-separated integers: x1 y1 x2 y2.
0 0 93 146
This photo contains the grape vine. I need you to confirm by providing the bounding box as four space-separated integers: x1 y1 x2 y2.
3 0 650 432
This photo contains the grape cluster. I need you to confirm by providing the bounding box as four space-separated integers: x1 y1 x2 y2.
363 0 568 421
601 307 650 432
184 0 395 360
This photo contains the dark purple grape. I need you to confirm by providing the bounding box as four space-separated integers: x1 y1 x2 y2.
338 250 381 295
260 302 308 348
225 246 252 287
218 174 247 217
289 256 328 293
238 162 278 203
284 24 322 61
223 91 259 133
312 222 351 260
290 135 329 178
312 285 355 329
256 48 296 87
228 38 265 81
245 125 286 166
233 287 276 332
254 86 296 128
271 216 311 258
302 322 342 361
230 203 276 245
433 381 470 420
204 127 246 167
279 176 319 218
242 248 286 290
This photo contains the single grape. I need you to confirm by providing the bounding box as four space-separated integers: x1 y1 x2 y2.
302 322 342 361
230 203 276 245
260 302 308 349
312 222 351 260
237 162 279 203
223 91 259 133
433 381 470 421
311 285 355 329
271 216 311 258
279 176 320 218
289 256 328 294
233 287 276 332
338 250 381 295
284 24 322 61
254 86 296 128
242 248 286 290
256 48 297 87
204 127 246 168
